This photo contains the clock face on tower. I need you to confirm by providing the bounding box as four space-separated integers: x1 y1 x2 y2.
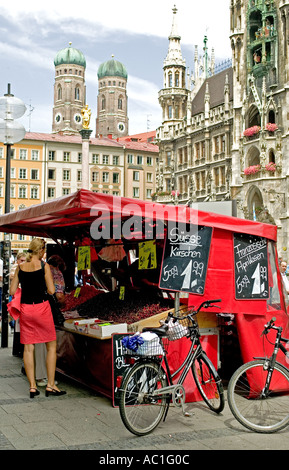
74 113 82 123
55 113 62 123
118 122 125 133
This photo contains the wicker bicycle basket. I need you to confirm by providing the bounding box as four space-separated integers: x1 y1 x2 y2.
165 316 190 341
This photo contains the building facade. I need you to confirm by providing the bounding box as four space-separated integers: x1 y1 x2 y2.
0 142 44 252
0 133 158 252
230 0 288 255
156 7 234 207
156 2 289 254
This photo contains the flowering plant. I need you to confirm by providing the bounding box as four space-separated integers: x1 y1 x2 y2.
265 162 276 172
243 126 261 137
244 164 261 175
265 123 278 132
171 190 180 197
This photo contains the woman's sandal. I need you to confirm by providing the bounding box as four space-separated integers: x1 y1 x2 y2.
30 388 40 398
45 387 66 397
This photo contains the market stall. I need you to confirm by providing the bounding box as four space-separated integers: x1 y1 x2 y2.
0 189 287 403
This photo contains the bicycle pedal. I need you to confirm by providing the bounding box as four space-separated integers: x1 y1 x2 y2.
181 403 193 417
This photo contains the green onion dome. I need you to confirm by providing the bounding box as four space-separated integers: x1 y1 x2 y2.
54 43 86 68
98 55 127 79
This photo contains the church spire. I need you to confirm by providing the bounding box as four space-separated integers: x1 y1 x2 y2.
164 5 186 68
169 5 180 39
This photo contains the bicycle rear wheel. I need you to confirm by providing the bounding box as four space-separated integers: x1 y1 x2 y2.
119 361 169 436
228 359 289 433
192 353 225 413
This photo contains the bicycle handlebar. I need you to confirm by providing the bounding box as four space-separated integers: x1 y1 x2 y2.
200 299 222 310
166 299 222 323
261 317 276 336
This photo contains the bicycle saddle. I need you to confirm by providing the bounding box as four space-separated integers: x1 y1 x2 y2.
142 325 168 337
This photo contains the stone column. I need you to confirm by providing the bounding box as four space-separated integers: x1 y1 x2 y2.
79 128 92 189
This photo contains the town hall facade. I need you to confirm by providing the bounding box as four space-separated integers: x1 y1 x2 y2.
156 1 289 254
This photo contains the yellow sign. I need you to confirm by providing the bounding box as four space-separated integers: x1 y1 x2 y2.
138 240 157 270
119 286 125 300
74 287 81 298
77 246 91 270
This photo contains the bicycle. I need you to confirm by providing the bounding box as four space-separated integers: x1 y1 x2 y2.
227 317 289 433
118 299 225 436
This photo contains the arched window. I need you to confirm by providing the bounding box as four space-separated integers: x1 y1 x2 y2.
269 149 275 164
57 86 62 100
268 110 275 124
102 96 106 110
175 72 179 87
247 145 260 167
247 185 263 222
75 87 80 100
247 104 261 128
168 73 173 87
118 97 123 110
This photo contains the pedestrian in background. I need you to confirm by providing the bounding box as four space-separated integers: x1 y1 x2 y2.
280 261 289 299
9 252 26 357
47 255 67 306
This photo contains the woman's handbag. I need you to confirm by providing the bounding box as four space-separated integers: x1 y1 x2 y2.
41 261 65 327
47 293 65 327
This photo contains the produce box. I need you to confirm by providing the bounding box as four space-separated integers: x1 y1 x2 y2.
89 322 127 338
63 318 80 331
74 318 100 334
63 318 99 334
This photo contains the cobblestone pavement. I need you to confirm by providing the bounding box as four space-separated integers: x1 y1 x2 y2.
1 334 289 452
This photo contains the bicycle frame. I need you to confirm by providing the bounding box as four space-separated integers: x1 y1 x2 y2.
254 324 289 397
151 330 203 398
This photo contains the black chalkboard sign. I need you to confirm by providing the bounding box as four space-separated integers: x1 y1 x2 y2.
112 333 132 406
159 224 212 294
233 233 269 299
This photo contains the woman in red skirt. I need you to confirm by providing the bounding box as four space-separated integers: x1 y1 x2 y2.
10 238 66 398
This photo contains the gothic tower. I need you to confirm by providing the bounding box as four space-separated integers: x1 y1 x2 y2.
158 6 189 138
95 56 129 138
52 43 86 134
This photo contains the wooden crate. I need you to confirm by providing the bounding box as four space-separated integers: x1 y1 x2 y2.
196 311 218 328
128 305 218 333
128 305 186 333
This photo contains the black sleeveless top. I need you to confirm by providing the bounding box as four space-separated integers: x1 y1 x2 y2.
18 266 47 304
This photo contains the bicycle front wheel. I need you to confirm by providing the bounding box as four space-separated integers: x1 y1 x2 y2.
119 361 169 436
228 359 289 433
192 353 225 413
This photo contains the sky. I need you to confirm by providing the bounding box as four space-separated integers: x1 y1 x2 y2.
0 0 231 136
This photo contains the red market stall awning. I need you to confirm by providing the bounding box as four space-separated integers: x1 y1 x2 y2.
0 189 278 242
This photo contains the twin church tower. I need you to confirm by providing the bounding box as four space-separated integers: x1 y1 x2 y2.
52 43 129 138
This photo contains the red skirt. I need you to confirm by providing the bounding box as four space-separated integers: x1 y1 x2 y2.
19 300 56 344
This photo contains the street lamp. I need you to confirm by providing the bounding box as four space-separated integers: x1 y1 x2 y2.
0 84 26 348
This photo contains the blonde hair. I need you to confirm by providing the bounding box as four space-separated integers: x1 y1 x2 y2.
16 252 26 260
26 238 45 262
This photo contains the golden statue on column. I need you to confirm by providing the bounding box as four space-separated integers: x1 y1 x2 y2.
81 104 91 129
